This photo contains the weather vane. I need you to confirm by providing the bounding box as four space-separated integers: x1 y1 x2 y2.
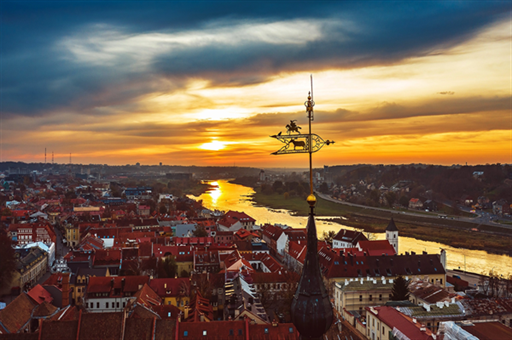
271 75 335 338
270 75 335 200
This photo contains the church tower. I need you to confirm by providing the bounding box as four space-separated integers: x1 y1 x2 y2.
386 218 399 254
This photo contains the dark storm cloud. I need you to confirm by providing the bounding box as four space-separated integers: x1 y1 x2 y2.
0 2 508 116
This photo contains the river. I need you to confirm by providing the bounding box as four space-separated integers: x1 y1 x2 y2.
189 179 512 277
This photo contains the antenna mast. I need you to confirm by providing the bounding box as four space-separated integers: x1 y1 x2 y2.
45 148 47 164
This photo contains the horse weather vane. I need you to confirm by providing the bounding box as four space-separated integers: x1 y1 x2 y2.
273 76 335 339
270 76 334 189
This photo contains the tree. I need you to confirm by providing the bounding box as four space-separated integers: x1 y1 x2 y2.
0 231 16 292
159 205 168 215
192 225 208 237
177 279 191 308
319 182 329 194
369 189 380 205
390 275 410 301
272 181 283 192
157 256 177 278
192 273 212 300
399 196 409 208
451 201 461 216
385 192 397 207
321 230 337 247
141 256 158 277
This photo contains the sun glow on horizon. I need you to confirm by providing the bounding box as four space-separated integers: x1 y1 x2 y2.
200 140 227 151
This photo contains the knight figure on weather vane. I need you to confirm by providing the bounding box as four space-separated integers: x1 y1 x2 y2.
270 76 334 340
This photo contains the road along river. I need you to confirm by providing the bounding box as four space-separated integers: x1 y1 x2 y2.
189 180 512 277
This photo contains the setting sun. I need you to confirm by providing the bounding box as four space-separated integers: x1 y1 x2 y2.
200 141 227 151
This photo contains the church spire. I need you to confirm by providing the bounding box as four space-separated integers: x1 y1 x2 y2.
270 78 334 339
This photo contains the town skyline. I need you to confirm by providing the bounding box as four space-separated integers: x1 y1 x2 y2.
1 2 510 167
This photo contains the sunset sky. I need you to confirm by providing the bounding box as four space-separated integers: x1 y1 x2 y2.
1 2 510 168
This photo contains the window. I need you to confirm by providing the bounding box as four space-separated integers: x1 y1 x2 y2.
183 331 188 337
106 302 109 308
229 330 234 336
369 295 372 301
203 330 207 336
359 295 362 302
86 303 89 308
168 312 171 317
289 327 293 333
379 294 382 301
238 329 243 335
97 302 99 308
264 328 269 334
382 326 384 335
117 302 119 308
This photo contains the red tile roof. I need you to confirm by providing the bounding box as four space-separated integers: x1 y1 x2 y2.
32 301 58 317
93 249 121 266
139 242 153 257
368 306 435 340
174 237 214 245
186 292 214 322
287 240 306 263
149 278 190 298
250 271 300 284
78 312 123 340
87 276 149 296
133 283 162 308
151 304 181 320
318 248 445 279
333 228 367 244
357 240 396 256
27 284 54 304
261 224 284 241
0 293 36 333
218 210 255 229
462 321 512 340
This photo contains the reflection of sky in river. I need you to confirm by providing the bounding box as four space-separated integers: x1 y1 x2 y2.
189 180 512 276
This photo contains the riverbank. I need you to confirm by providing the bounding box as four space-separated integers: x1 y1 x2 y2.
251 190 512 255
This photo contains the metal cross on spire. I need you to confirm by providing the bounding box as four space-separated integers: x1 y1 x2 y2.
270 76 334 340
